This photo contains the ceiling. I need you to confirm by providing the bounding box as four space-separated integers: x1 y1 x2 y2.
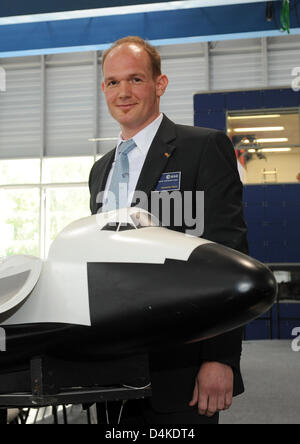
0 1 280 18
0 0 299 58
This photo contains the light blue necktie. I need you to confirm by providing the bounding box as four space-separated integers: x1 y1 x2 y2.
103 139 136 212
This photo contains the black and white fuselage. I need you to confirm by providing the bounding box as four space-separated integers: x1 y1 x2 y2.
0 208 277 363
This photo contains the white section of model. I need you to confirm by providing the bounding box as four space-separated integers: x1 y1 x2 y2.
0 209 212 327
0 255 42 314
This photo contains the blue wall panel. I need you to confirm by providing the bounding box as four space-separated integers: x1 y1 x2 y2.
245 303 300 340
246 319 272 340
194 88 300 264
226 90 264 110
194 93 226 112
262 89 300 108
195 111 226 131
243 185 300 263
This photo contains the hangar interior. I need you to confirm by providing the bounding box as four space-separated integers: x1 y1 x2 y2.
0 0 300 424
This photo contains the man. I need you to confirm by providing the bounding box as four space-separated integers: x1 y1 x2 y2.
89 36 248 424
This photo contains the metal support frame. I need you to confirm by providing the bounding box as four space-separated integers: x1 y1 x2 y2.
203 42 210 92
40 54 46 259
261 37 269 87
0 386 151 409
93 50 100 160
0 355 151 425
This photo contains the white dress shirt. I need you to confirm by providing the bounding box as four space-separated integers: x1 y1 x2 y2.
104 113 163 206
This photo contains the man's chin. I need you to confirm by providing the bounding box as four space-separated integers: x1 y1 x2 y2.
113 111 139 127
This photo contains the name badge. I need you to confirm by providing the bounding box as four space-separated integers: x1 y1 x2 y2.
155 172 181 192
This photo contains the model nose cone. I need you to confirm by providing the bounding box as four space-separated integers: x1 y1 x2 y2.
182 243 277 342
84 243 277 356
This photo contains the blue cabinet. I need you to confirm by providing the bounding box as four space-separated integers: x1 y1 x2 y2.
243 184 300 339
245 302 300 340
244 184 300 264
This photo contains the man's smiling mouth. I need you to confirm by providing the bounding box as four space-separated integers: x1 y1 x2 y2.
117 103 137 110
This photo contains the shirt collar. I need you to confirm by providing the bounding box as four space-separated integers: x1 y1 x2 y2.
117 113 163 156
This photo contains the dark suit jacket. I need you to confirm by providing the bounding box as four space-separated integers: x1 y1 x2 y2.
89 114 249 413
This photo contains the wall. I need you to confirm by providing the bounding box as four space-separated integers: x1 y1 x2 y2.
1 34 300 159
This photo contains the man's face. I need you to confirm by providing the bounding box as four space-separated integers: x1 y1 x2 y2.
102 44 168 138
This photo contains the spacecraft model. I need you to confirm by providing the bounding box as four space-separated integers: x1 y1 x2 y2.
0 208 277 366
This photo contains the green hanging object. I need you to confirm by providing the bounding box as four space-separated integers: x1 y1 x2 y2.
281 0 290 33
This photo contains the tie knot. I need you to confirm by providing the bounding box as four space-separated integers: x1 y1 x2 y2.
118 139 136 156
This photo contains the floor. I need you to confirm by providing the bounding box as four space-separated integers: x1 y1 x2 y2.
7 340 300 425
220 340 300 424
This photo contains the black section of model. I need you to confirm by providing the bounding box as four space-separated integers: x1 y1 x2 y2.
85 243 276 356
0 243 277 367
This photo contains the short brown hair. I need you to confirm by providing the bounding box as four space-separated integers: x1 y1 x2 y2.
102 36 162 79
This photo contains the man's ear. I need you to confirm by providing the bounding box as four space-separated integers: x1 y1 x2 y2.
156 74 168 97
101 81 105 92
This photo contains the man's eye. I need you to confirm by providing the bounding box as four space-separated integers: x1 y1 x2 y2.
107 80 117 87
132 77 142 83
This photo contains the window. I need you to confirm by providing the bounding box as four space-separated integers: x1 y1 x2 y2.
228 109 300 184
0 159 40 185
42 156 93 183
45 186 90 256
0 187 40 257
0 157 93 259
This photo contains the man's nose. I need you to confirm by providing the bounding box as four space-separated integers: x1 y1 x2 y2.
118 80 132 98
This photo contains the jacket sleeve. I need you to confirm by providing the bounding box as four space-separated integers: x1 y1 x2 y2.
89 160 103 215
88 162 98 215
196 130 249 377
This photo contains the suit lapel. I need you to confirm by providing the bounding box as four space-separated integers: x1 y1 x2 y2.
97 149 116 193
133 115 177 203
